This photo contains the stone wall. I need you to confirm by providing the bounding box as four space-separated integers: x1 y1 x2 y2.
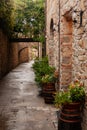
46 0 87 129
72 1 87 129
59 0 76 89
60 0 87 90
46 0 87 87
46 0 59 69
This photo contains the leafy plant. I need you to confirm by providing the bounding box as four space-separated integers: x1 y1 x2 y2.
55 91 72 107
54 80 85 107
13 0 45 41
33 56 56 87
69 80 85 102
41 74 57 83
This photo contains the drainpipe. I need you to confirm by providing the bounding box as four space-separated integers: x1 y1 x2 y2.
58 0 61 89
44 0 47 57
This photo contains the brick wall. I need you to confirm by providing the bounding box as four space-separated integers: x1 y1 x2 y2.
60 0 73 89
0 29 30 79
0 29 41 80
18 42 29 63
19 47 29 63
0 29 9 78
9 42 19 70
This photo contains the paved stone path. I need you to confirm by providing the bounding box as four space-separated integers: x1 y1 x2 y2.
0 61 58 130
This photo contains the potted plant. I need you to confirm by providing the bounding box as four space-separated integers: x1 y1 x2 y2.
55 80 85 107
33 56 56 97
41 73 57 104
54 80 85 130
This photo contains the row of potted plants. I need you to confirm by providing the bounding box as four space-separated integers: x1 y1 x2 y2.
33 57 86 129
33 57 86 105
33 56 58 103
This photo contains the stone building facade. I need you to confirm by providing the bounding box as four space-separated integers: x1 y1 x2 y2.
46 0 87 129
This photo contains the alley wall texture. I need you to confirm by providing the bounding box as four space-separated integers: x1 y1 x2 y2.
46 0 87 129
0 29 41 79
0 29 10 78
0 29 29 79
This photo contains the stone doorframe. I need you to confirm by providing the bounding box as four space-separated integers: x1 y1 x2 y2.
59 10 73 89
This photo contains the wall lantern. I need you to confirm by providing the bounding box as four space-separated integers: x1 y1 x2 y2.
72 10 83 28
79 10 83 27
72 11 77 24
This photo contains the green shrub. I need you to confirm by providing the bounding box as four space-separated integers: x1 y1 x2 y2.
54 80 85 107
33 56 56 87
41 74 57 83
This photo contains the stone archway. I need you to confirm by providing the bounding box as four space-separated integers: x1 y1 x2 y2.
18 47 29 64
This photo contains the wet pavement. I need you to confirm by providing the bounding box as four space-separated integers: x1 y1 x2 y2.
0 61 58 130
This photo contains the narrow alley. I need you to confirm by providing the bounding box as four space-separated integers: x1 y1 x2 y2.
0 61 57 130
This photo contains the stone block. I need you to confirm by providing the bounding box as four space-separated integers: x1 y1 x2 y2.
78 55 86 61
62 57 72 64
77 27 84 35
83 39 87 49
79 40 85 48
84 80 87 88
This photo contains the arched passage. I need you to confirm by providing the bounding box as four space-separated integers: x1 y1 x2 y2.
18 47 29 64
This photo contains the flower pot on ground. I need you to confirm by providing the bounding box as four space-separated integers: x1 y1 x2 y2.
41 74 57 104
54 80 85 130
42 82 55 104
32 56 56 97
58 102 82 130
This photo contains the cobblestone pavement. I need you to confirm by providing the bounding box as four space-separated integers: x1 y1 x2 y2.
0 61 58 130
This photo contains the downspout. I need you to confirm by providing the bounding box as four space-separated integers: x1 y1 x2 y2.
58 0 61 89
44 0 47 56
